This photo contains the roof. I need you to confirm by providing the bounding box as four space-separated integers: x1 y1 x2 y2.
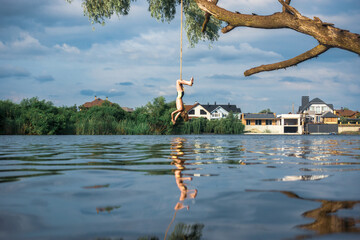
121 107 134 113
83 98 107 108
298 97 334 113
335 109 359 118
202 104 241 113
184 103 199 113
243 113 276 119
185 103 241 114
322 112 338 118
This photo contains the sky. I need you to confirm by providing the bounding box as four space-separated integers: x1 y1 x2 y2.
0 0 359 114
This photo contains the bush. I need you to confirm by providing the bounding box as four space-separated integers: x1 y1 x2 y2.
0 97 244 135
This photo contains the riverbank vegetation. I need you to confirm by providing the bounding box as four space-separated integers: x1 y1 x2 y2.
0 97 244 135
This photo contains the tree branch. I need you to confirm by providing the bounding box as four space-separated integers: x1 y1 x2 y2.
244 44 330 76
278 0 309 20
221 24 235 33
282 0 291 13
201 0 218 33
194 0 360 76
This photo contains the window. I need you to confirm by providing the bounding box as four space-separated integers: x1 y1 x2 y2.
189 110 195 115
200 110 207 115
316 106 321 114
246 120 251 125
284 119 298 125
255 120 262 125
266 120 272 125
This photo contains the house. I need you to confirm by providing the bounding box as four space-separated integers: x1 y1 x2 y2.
334 108 359 119
278 114 303 134
298 96 335 123
335 108 360 134
82 96 109 109
298 96 338 134
241 113 283 133
121 107 134 113
81 96 134 113
186 102 241 120
240 112 305 134
321 112 339 124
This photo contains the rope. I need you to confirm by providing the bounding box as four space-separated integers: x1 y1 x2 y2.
180 0 183 80
164 210 178 240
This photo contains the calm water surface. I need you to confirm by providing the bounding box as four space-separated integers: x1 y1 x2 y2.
0 135 359 240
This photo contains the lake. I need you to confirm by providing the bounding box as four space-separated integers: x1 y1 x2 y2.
0 135 359 240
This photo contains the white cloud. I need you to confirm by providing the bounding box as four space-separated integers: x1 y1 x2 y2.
44 25 91 37
238 43 281 57
0 32 48 57
218 0 278 13
11 32 45 50
0 0 359 113
82 29 179 64
185 41 282 65
54 43 80 54
44 0 84 19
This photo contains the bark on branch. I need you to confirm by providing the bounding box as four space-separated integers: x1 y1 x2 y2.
244 44 330 76
194 0 360 76
201 0 218 33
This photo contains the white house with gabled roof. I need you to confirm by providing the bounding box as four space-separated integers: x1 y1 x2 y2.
185 102 241 120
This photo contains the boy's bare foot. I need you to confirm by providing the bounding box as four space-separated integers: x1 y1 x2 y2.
190 77 194 85
171 119 176 125
174 202 189 210
190 189 198 198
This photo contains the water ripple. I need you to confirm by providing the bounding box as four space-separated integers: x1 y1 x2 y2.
1 135 360 184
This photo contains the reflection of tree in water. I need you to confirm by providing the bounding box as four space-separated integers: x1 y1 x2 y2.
167 223 204 240
96 205 121 214
138 223 204 240
164 138 202 240
249 190 360 238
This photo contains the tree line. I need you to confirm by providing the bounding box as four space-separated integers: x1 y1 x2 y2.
0 97 244 135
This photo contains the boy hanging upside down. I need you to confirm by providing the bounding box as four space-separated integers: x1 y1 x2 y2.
171 77 194 125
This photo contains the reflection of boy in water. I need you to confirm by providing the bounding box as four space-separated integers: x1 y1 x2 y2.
173 169 198 210
170 138 197 210
165 138 198 240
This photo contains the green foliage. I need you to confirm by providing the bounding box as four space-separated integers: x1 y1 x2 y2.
66 0 222 46
339 116 348 124
66 0 133 25
259 108 272 114
179 111 244 134
184 0 222 47
0 97 244 135
144 96 174 134
75 103 127 134
0 97 77 135
148 0 180 22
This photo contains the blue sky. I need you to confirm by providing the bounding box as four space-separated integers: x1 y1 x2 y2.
0 0 359 113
